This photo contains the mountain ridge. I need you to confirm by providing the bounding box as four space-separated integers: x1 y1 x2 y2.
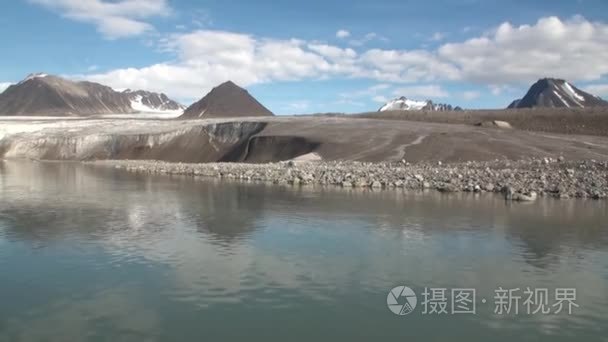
0 73 183 116
379 96 462 112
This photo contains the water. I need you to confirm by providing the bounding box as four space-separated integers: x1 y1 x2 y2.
1 161 607 341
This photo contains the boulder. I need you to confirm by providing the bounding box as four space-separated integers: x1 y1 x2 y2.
477 120 513 129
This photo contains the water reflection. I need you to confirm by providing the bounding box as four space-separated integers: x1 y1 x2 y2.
0 161 607 341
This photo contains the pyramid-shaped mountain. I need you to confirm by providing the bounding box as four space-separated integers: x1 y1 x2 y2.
180 81 274 119
508 78 608 109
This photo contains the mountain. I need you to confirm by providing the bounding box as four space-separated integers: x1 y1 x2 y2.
507 99 521 109
508 78 608 109
122 89 185 113
180 81 273 119
379 96 462 112
0 73 133 116
0 73 183 116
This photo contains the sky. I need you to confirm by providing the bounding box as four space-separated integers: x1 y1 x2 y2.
1 0 608 114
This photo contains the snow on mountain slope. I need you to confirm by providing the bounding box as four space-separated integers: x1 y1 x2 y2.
123 90 185 114
0 73 185 116
18 73 48 84
379 96 461 112
380 97 428 111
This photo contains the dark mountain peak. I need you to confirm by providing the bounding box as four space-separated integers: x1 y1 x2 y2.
530 78 567 90
508 78 608 109
217 80 239 88
180 81 273 119
208 81 249 96
539 77 565 83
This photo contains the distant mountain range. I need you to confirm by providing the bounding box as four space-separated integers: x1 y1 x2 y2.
0 73 183 116
3 73 608 117
379 96 462 112
508 78 608 109
180 81 274 119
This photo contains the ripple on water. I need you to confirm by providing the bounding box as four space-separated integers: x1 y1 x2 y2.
1 161 608 341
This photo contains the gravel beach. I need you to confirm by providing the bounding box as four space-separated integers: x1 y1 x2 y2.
92 158 608 200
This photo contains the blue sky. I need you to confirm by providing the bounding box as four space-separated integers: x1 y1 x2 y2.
1 0 608 114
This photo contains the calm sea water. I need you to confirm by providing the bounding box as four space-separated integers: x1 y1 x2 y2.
0 161 607 341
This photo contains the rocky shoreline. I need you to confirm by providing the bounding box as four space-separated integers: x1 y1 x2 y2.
91 158 608 200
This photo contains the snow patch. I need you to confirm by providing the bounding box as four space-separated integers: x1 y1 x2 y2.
130 95 183 115
290 152 323 162
380 97 429 111
0 82 12 93
19 73 48 84
553 90 570 107
562 82 585 102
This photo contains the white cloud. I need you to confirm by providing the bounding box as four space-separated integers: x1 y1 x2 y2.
77 16 608 103
430 32 445 41
85 30 338 99
340 84 448 106
338 84 391 104
358 49 461 82
349 32 389 46
0 82 12 93
392 85 449 99
336 30 350 39
439 16 608 84
462 90 481 101
29 0 171 39
489 84 515 96
372 95 388 103
284 100 310 112
583 84 608 98
190 9 213 28
308 44 357 60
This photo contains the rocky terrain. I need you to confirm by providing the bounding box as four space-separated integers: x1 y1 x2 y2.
3 116 608 163
355 107 608 137
93 157 608 200
180 81 274 119
379 96 461 111
508 78 608 109
0 74 183 116
2 111 608 200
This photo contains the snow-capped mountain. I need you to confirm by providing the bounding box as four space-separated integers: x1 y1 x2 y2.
0 74 134 116
0 73 183 116
508 78 608 109
122 90 185 114
379 96 462 112
18 72 49 84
